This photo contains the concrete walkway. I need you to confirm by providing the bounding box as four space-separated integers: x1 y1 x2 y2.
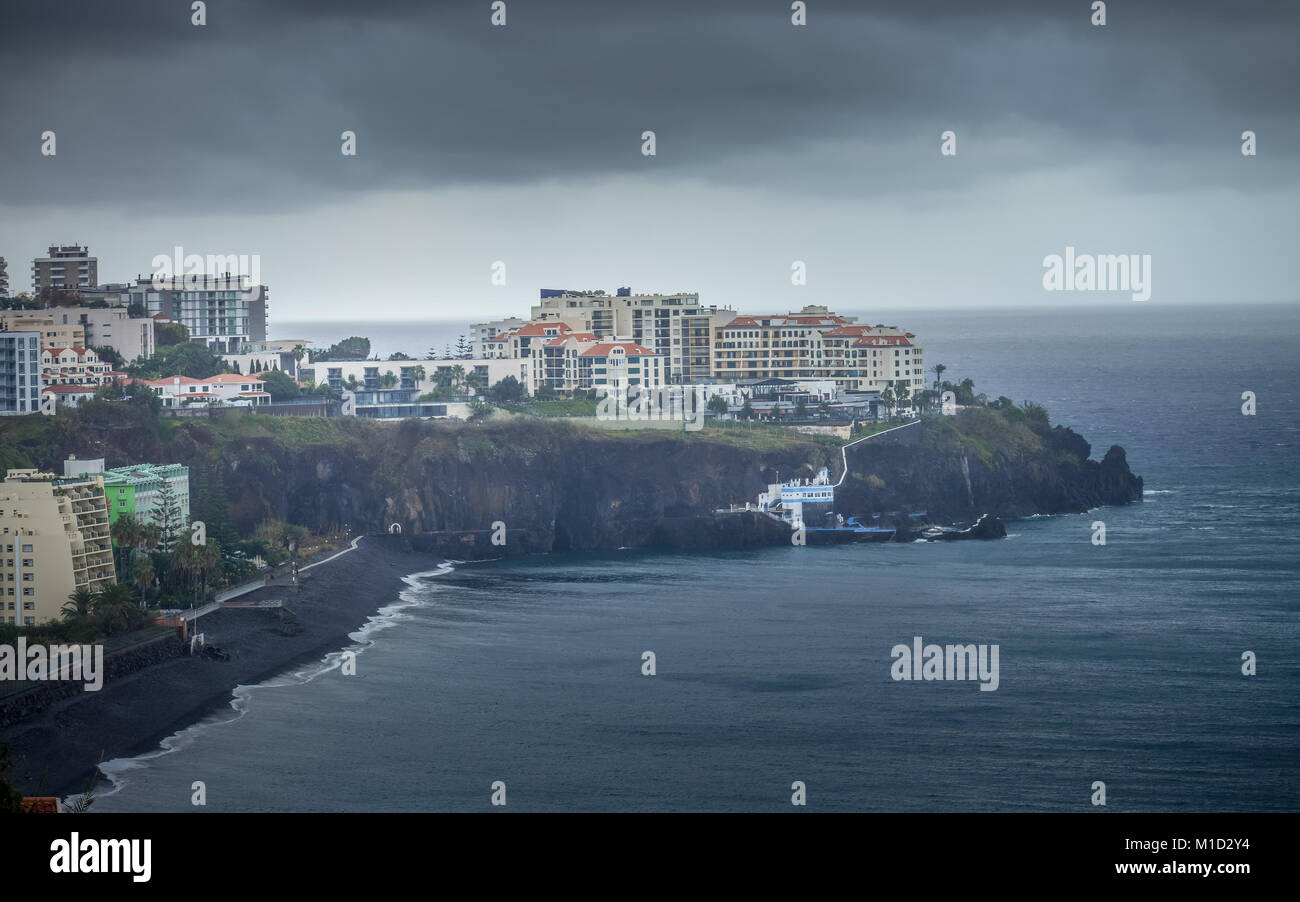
834 420 921 488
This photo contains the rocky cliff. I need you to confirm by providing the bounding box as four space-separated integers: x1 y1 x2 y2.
0 403 1142 556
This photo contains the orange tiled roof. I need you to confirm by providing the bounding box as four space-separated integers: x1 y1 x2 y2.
579 342 657 357
20 797 60 814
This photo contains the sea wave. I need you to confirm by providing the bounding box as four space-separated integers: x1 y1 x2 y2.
68 563 454 808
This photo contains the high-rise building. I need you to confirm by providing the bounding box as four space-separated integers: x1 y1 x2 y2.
31 245 98 294
711 307 925 395
0 332 43 416
0 469 115 626
101 463 190 528
531 289 735 383
119 274 268 353
0 257 9 298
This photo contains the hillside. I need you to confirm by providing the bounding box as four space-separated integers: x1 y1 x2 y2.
0 401 1141 554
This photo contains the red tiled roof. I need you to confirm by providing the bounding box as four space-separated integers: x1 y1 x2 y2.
579 342 657 357
43 384 96 394
20 797 60 814
851 335 912 347
509 322 572 338
822 325 878 336
205 373 263 384
545 332 599 347
724 315 846 328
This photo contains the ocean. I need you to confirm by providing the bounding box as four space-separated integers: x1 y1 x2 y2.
95 302 1300 812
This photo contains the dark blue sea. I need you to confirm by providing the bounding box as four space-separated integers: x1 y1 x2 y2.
97 302 1300 811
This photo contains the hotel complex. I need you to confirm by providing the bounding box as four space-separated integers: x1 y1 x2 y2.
471 290 925 400
0 469 116 626
64 459 191 527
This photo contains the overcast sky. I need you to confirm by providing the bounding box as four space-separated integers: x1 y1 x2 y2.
0 0 1295 323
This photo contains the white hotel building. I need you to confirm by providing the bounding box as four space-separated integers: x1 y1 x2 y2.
146 373 270 407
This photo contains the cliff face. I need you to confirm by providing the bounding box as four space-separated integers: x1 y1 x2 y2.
834 411 1143 523
0 405 1141 555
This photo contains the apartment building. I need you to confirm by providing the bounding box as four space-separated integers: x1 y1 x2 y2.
0 332 43 416
146 373 270 407
41 346 111 387
710 306 925 396
43 306 156 363
299 358 524 396
223 339 310 379
576 342 663 402
711 309 850 382
101 463 190 528
0 257 8 297
531 288 735 383
116 274 268 353
470 317 526 358
0 310 87 351
819 324 927 395
0 470 115 626
31 245 98 294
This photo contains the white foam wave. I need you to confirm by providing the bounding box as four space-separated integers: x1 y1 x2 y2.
69 562 454 808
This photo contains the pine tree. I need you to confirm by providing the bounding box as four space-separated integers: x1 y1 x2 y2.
155 479 184 551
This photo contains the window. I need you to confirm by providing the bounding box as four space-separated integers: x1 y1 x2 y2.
21 544 31 552
22 601 33 610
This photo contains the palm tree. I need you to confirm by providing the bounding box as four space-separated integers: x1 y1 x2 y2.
62 587 95 620
93 583 140 636
893 380 911 415
378 372 398 389
110 514 144 579
411 365 426 388
933 363 947 395
131 556 156 607
464 369 482 396
141 523 162 552
880 386 896 419
449 365 467 395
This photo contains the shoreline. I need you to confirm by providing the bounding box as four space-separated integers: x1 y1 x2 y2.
3 535 433 800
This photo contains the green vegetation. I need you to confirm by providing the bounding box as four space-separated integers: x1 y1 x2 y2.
467 397 495 421
154 322 189 347
500 397 599 418
487 376 527 403
127 341 228 380
311 336 371 361
0 744 24 813
258 368 302 402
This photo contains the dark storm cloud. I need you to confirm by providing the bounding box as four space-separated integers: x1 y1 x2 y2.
0 0 1294 211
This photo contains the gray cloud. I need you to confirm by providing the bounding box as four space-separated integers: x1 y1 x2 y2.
1 0 1295 212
